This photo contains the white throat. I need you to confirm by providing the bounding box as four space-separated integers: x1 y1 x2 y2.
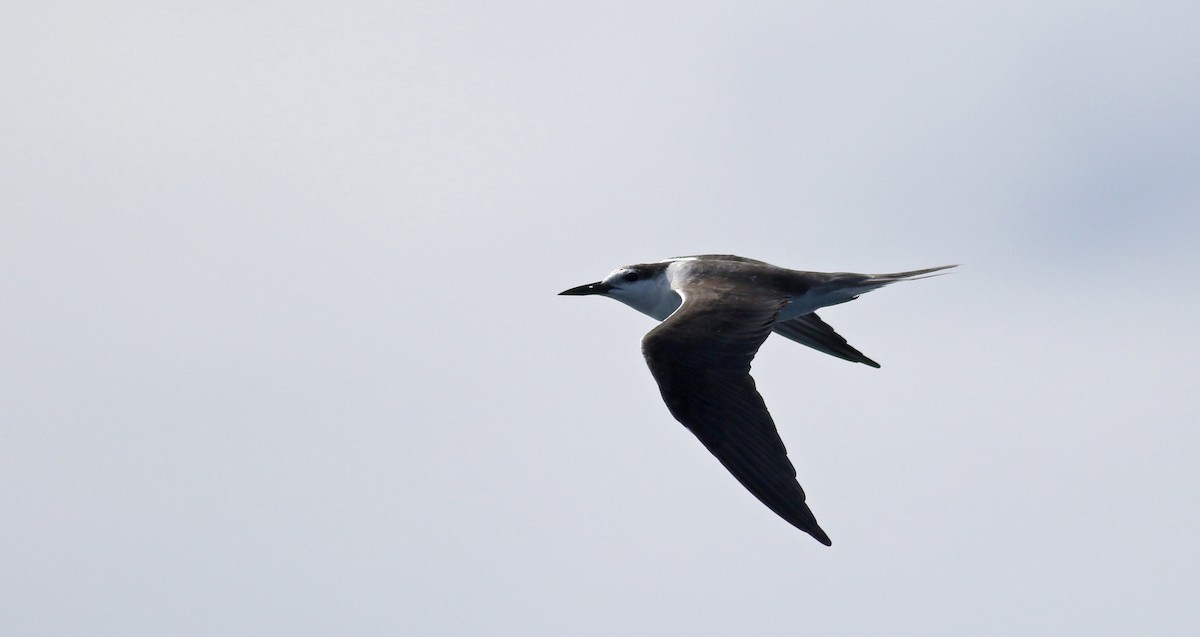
611 274 680 321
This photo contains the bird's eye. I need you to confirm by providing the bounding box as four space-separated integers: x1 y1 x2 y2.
622 271 640 283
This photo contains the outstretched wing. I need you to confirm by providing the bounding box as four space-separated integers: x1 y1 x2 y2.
772 312 881 368
640 287 831 545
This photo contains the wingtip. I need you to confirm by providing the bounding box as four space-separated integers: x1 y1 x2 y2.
790 515 833 546
811 528 833 546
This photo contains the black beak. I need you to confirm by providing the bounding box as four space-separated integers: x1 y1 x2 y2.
559 281 613 296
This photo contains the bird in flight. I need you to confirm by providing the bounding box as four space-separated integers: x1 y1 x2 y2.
560 254 954 545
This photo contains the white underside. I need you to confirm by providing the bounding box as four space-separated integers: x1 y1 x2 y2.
776 287 872 321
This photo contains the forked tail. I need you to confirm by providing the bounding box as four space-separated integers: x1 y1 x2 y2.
804 264 957 309
867 264 958 285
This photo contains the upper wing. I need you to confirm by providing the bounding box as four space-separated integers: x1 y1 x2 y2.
772 312 881 368
640 287 831 545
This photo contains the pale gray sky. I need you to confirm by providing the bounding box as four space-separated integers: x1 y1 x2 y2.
3 2 1199 635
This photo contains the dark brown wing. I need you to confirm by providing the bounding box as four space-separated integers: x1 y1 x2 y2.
641 288 831 545
772 312 881 368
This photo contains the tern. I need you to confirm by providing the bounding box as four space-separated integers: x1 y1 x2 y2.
560 255 954 546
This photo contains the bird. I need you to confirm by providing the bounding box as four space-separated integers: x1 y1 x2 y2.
559 254 954 546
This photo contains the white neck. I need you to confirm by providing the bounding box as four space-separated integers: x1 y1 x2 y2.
611 273 681 321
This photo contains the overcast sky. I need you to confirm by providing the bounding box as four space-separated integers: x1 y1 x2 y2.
3 2 1199 635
